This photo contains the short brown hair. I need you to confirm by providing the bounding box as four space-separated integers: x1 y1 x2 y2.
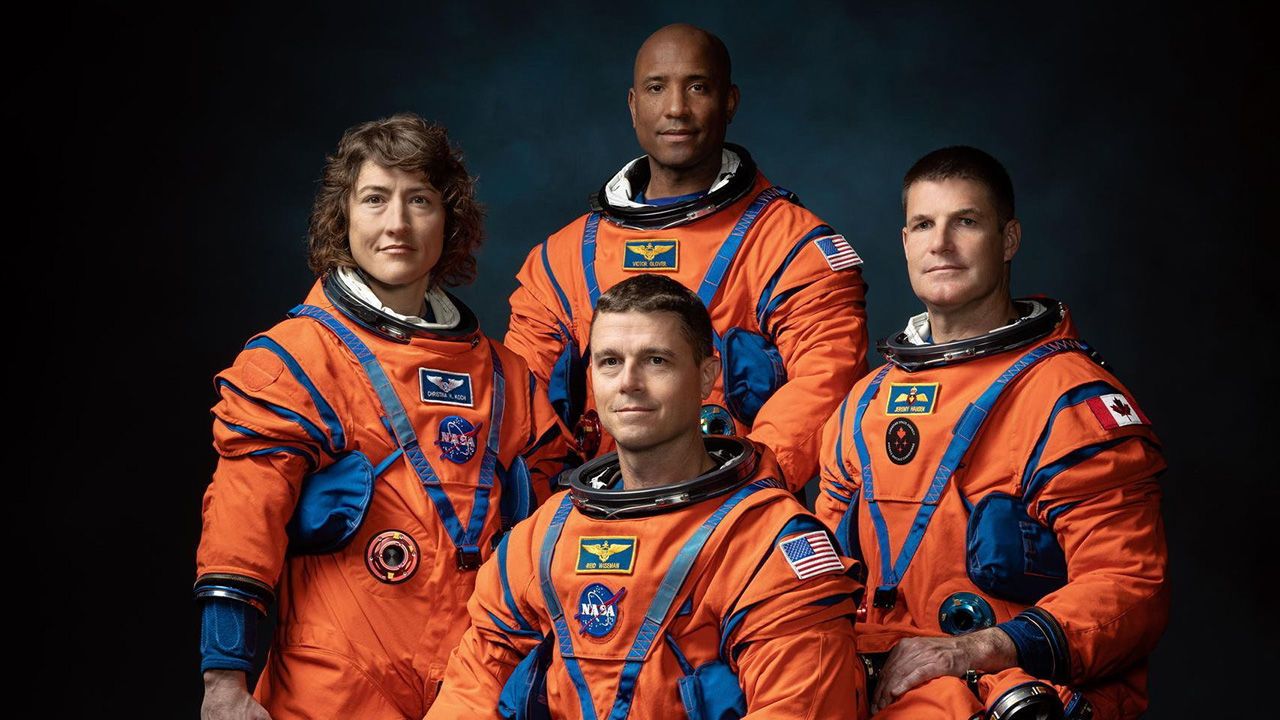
307 113 484 286
903 145 1016 228
592 274 714 362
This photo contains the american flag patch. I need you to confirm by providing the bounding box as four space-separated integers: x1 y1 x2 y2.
778 531 844 580
812 234 862 272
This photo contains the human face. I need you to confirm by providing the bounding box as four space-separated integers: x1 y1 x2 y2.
627 32 738 174
902 178 1021 313
590 310 720 454
347 161 445 310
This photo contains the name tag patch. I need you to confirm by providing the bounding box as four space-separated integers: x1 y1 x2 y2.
886 383 939 415
576 536 637 574
623 239 679 271
419 368 474 407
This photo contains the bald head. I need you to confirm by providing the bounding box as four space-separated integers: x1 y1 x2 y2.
633 24 732 87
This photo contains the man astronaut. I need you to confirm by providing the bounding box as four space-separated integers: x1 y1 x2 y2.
815 146 1169 719
428 274 867 719
505 23 869 491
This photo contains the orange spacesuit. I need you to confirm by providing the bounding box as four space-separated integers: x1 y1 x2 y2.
195 277 566 719
506 146 868 490
815 299 1168 719
427 437 867 720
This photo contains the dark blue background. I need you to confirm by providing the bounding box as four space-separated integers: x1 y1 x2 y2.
68 1 1270 715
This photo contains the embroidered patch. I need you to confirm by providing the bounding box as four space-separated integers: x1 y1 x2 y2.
575 582 626 637
1085 393 1149 429
365 530 419 584
778 530 844 580
436 415 482 464
886 383 939 416
886 418 920 465
623 239 679 271
812 234 863 272
576 537 637 574
419 368 474 407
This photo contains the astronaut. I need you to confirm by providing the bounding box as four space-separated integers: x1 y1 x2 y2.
429 274 867 720
505 23 869 491
815 146 1169 719
195 114 567 719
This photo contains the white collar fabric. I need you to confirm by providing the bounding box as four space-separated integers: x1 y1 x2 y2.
602 147 743 208
335 266 461 331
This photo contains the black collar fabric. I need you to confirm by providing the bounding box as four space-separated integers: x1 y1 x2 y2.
320 272 480 344
878 298 1066 372
588 143 760 231
568 436 762 519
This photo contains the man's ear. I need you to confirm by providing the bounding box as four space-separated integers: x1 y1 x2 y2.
1003 218 1022 262
699 353 721 399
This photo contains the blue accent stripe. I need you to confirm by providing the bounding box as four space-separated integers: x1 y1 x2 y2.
215 417 265 439
287 305 506 562
1044 500 1080 528
1024 437 1132 505
581 213 603 309
497 534 534 633
541 239 575 324
247 445 317 470
696 187 793 307
854 340 1089 597
485 610 542 639
823 487 852 504
216 379 336 456
244 335 346 451
754 224 833 333
1019 381 1118 499
538 481 778 719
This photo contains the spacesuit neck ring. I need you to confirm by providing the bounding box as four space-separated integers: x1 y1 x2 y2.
568 435 761 519
590 143 760 231
879 298 1065 372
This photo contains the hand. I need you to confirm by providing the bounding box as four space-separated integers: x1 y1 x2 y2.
871 629 1016 715
201 669 272 720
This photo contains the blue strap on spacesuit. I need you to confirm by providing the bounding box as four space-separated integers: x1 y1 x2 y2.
851 339 1088 607
288 304 505 569
578 187 795 430
533 480 776 720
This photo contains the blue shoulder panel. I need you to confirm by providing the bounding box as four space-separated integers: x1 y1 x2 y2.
244 335 346 452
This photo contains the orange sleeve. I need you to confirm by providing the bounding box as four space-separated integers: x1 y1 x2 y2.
1020 396 1169 683
518 367 576 503
814 392 861 549
747 243 869 492
726 513 867 719
505 239 576 392
426 528 545 719
196 341 346 588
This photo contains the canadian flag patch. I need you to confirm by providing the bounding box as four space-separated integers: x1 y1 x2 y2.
1085 393 1149 429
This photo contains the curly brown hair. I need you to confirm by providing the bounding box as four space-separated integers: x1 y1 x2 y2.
307 113 484 286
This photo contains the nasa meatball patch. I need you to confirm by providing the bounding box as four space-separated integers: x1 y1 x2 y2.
575 582 626 638
418 368 474 407
436 416 482 464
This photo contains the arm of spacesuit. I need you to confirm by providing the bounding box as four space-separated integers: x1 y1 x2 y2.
505 240 575 392
813 395 862 554
519 370 577 503
426 535 544 719
748 255 869 492
997 394 1169 685
727 515 868 720
196 341 347 671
